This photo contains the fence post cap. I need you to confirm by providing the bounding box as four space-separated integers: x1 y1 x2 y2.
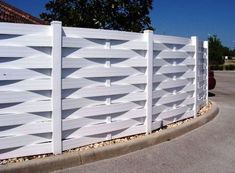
203 41 208 47
191 36 198 44
144 30 153 34
51 21 62 25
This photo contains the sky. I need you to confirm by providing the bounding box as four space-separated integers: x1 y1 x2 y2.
5 0 235 48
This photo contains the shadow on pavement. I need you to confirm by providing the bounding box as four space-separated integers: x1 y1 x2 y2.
209 92 216 97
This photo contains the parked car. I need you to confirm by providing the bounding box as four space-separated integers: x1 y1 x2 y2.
208 70 216 90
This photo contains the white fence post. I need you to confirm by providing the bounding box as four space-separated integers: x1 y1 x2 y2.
51 21 62 154
144 30 153 134
203 41 209 105
191 36 199 117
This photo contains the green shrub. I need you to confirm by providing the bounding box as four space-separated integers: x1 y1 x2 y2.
225 65 230 70
224 64 235 70
232 64 235 70
218 65 224 70
228 64 235 70
210 65 219 70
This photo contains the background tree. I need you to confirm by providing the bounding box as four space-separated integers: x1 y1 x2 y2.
208 35 225 65
40 0 153 32
222 46 230 57
232 49 235 57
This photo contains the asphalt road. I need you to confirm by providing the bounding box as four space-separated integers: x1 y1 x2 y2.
54 71 235 173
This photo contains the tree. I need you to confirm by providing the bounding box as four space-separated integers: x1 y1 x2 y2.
222 46 230 57
40 0 153 32
228 48 235 58
208 35 224 65
232 49 235 57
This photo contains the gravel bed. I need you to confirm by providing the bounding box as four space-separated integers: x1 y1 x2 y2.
0 102 212 165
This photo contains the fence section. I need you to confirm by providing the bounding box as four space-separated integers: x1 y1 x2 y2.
0 22 208 159
197 41 208 108
0 23 53 159
61 27 147 151
152 35 196 129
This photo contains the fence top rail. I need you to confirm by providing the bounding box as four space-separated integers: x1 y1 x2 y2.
62 26 144 41
0 22 194 44
153 34 191 45
0 22 50 35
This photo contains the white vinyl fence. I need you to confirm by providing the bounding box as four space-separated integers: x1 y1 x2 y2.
0 22 208 159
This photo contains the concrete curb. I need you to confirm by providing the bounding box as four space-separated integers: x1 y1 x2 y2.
0 101 219 173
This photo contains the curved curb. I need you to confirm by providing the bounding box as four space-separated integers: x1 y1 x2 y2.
0 101 219 173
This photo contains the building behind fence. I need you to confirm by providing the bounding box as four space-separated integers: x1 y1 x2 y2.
0 22 208 159
0 0 46 24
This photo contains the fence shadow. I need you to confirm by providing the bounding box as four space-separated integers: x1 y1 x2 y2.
208 92 216 97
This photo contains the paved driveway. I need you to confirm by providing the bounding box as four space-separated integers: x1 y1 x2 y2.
54 71 235 173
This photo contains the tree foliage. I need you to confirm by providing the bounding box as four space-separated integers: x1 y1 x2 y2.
208 35 225 65
223 47 235 58
40 0 153 32
232 49 235 57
